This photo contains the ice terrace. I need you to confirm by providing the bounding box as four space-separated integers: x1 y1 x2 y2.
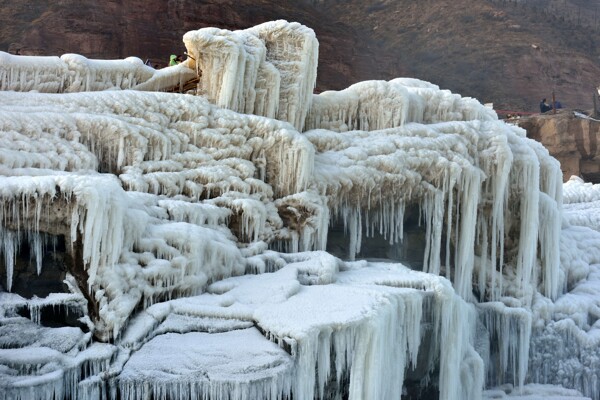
0 19 599 400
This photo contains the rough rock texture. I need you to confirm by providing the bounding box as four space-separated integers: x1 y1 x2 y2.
519 110 600 182
1 0 600 112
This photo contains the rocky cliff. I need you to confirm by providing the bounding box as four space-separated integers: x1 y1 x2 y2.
519 110 600 182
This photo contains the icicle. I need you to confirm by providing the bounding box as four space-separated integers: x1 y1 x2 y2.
539 193 560 300
0 23 582 400
30 232 43 276
454 169 482 299
347 208 360 261
422 186 444 276
478 302 532 390
505 133 541 302
183 28 249 111
405 293 423 368
1 228 17 291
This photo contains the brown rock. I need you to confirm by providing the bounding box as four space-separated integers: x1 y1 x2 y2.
519 110 600 182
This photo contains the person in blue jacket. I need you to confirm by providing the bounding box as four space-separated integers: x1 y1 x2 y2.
540 98 552 113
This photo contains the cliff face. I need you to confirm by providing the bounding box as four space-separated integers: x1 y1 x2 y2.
2 0 600 112
519 110 600 182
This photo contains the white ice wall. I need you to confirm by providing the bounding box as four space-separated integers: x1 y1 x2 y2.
183 20 318 131
248 21 318 131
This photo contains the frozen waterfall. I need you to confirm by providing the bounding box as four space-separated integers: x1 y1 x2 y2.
0 19 597 400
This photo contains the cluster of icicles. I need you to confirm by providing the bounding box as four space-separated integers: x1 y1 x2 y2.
2 18 599 400
0 51 196 94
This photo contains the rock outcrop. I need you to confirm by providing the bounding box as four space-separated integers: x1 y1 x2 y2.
519 110 600 182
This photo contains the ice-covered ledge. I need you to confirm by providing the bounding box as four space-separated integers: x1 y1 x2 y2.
0 51 196 93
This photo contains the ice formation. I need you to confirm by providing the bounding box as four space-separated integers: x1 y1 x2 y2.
0 19 597 400
0 51 196 94
183 20 318 130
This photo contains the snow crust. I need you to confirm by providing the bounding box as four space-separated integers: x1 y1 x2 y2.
118 329 293 400
0 18 599 400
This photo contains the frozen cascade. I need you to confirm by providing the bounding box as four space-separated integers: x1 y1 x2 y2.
478 302 532 389
103 258 481 400
0 90 314 198
0 343 117 400
524 185 600 399
421 186 444 277
182 28 259 112
453 165 482 300
253 61 281 119
474 123 512 302
0 116 99 173
509 135 541 304
60 55 154 92
539 193 561 300
0 174 128 292
304 118 559 305
247 20 318 131
0 87 318 342
0 171 246 340
529 265 600 398
305 78 497 133
2 18 596 400
0 52 67 93
0 51 195 94
183 20 318 131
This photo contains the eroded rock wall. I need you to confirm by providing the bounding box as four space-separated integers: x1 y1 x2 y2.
519 110 600 182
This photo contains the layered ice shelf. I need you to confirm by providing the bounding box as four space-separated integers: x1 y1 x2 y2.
0 19 598 400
